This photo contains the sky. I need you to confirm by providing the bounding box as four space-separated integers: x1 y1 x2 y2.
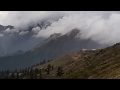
1 11 120 55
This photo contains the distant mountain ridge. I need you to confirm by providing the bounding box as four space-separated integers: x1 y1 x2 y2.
0 25 14 31
31 33 62 52
5 50 24 57
0 29 104 71
0 21 51 56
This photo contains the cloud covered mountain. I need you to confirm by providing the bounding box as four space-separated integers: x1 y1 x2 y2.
1 11 120 56
0 11 120 71
0 21 52 56
0 29 105 71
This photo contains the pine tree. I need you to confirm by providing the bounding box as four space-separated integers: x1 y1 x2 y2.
39 69 42 79
14 69 18 73
57 67 63 76
46 64 51 74
16 72 20 79
29 69 34 79
34 68 39 74
11 73 15 79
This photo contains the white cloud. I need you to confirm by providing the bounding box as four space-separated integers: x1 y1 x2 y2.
4 28 19 35
19 31 29 35
0 11 66 29
1 11 120 46
0 11 8 17
32 26 41 34
34 11 120 46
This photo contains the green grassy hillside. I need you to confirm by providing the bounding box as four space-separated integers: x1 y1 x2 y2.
33 43 120 79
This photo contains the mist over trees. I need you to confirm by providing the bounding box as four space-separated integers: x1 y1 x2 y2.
0 59 53 79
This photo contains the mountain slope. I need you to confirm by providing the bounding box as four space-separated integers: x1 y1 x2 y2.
0 29 103 71
29 29 102 60
5 50 24 57
33 43 120 79
0 22 51 57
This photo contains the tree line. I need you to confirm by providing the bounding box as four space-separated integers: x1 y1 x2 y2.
0 59 52 79
0 59 64 79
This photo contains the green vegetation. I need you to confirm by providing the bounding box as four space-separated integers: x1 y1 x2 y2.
2 43 120 79
33 43 120 79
